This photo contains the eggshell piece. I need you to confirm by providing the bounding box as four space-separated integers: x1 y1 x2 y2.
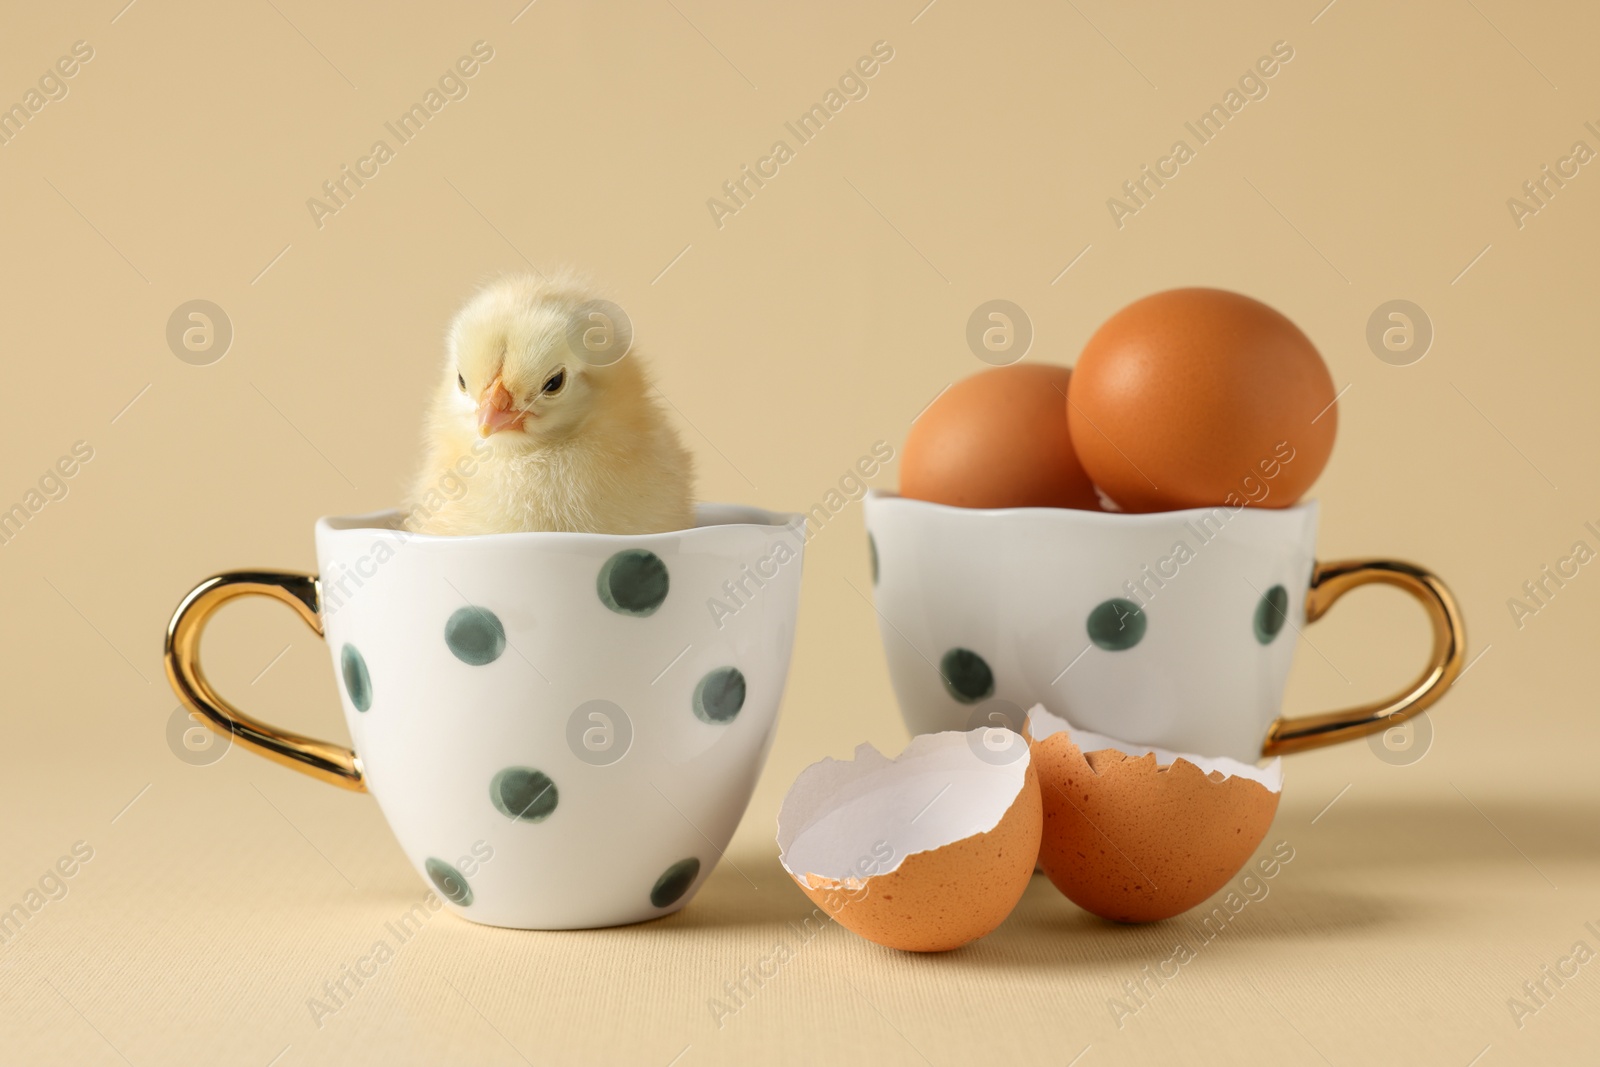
777 730 1042 952
1067 288 1336 513
902 364 1101 511
1027 706 1281 923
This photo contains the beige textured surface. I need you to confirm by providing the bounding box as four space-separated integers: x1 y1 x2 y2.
1 0 1597 1063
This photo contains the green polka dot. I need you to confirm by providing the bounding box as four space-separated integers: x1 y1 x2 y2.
445 606 505 666
651 857 700 908
693 667 746 724
939 648 994 704
597 550 670 616
1254 585 1290 645
868 534 879 585
490 767 559 822
1087 598 1146 651
340 643 371 712
425 857 473 906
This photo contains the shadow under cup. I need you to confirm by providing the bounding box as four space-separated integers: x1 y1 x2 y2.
167 504 805 930
862 491 1464 764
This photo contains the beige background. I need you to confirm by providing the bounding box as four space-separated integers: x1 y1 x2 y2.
1 0 1597 1063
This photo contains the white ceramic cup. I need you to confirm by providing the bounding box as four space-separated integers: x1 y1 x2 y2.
166 504 805 929
862 491 1464 763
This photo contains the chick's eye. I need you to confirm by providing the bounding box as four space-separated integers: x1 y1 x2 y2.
542 370 566 395
457 373 466 393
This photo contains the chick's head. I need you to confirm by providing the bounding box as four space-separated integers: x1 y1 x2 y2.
446 273 625 446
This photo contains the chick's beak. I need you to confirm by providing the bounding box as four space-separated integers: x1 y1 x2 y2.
476 378 526 437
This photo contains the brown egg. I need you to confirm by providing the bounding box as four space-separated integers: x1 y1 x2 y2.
1027 708 1281 923
902 364 1101 510
1067 288 1336 513
777 730 1042 952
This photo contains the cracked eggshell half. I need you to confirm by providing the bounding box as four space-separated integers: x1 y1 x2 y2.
1027 705 1282 923
776 729 1042 952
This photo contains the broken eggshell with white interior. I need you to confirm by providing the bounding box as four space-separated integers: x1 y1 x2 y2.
1027 705 1282 923
776 728 1041 952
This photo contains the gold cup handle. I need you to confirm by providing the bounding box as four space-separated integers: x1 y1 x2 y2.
163 570 365 791
1262 558 1466 757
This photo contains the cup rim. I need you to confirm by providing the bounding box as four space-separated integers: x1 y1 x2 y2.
317 503 807 544
864 488 1318 526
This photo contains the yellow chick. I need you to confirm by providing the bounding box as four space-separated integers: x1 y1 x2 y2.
405 272 695 535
